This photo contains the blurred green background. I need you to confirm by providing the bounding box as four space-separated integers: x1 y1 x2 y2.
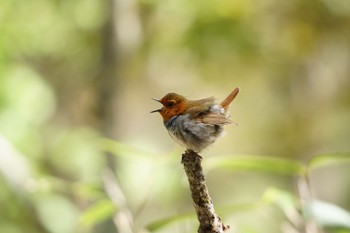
1 0 350 232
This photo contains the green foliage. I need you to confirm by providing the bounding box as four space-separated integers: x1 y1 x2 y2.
205 155 304 176
146 211 196 232
33 193 80 233
146 153 350 232
80 198 117 227
1 0 350 232
309 153 350 170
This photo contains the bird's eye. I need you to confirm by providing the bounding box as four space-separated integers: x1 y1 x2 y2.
167 100 175 107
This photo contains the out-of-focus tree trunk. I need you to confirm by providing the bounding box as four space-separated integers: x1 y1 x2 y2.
94 0 142 232
93 1 120 232
95 0 142 139
95 0 118 139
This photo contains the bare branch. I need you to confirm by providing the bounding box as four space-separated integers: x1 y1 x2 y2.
181 150 230 233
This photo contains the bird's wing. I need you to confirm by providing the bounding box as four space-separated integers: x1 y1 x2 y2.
186 97 215 117
196 112 232 125
186 97 231 125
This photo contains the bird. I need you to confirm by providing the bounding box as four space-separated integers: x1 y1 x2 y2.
151 87 240 153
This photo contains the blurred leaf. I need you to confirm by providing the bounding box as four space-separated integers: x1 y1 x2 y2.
305 200 350 229
80 198 117 227
0 65 55 158
308 153 350 171
49 127 106 180
0 136 33 188
147 202 259 232
0 65 55 127
205 155 305 176
33 193 80 233
262 188 297 215
146 211 195 232
100 138 155 158
73 181 105 200
218 202 262 215
265 188 350 230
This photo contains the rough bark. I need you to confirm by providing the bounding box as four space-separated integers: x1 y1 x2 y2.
181 150 229 233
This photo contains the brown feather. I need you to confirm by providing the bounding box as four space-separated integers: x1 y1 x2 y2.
197 112 232 125
185 97 215 118
220 87 240 110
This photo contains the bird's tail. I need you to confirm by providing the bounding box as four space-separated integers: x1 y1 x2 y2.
220 87 240 110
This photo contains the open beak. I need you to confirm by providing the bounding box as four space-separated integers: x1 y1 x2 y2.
150 98 162 113
150 108 162 113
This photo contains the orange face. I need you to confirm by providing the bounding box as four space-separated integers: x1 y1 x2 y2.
151 93 187 122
